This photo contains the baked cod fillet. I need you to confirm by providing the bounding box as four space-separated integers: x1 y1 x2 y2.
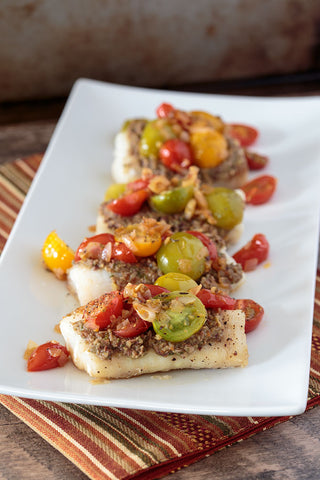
60 288 248 379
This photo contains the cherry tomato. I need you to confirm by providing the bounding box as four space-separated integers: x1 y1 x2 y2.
114 311 151 338
227 124 259 147
242 175 277 205
114 223 162 257
152 292 207 342
126 178 151 192
107 189 149 216
159 139 193 172
235 299 264 333
150 186 194 214
233 233 269 272
245 151 269 170
190 129 228 168
187 231 217 263
27 341 69 371
155 273 197 292
112 243 138 263
197 289 237 310
83 291 124 331
156 102 175 118
74 233 114 262
144 284 170 296
74 233 137 264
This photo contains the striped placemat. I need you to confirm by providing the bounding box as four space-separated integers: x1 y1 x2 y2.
1 155 320 480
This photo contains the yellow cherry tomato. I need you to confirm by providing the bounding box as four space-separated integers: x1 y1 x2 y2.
155 272 198 292
190 111 225 133
190 129 228 168
114 223 162 257
104 183 126 201
42 231 74 280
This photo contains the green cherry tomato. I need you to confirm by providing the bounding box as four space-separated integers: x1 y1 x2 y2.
156 232 207 280
149 186 194 214
153 291 207 342
205 187 244 230
139 119 175 158
155 272 198 292
104 183 126 201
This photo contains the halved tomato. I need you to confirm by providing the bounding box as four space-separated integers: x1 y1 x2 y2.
235 299 264 333
159 139 193 172
74 233 114 262
242 175 277 205
196 289 237 310
114 311 151 338
74 233 137 264
187 231 217 263
114 223 162 257
83 291 124 331
227 124 258 147
233 233 269 272
27 341 69 371
107 189 149 216
144 284 170 296
245 151 269 170
126 178 151 192
156 102 175 118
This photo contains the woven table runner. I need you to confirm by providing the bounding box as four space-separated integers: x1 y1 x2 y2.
1 155 320 480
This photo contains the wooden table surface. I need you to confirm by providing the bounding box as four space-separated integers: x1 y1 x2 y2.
1 79 320 480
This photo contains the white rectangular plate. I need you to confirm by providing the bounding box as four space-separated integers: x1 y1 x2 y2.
1 79 320 416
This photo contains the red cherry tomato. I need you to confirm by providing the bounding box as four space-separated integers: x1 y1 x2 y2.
144 284 170 296
242 175 277 205
233 233 269 272
74 233 137 264
114 311 151 338
235 299 264 333
84 291 124 331
107 189 149 216
187 231 217 263
112 243 137 263
245 151 269 170
159 139 193 172
27 341 69 371
156 103 175 118
126 178 151 192
228 124 259 147
74 233 115 262
197 289 237 310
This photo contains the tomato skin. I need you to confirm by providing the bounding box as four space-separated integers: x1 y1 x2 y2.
156 102 175 118
114 311 151 338
242 175 277 205
197 289 237 310
84 292 124 331
233 233 269 272
144 284 170 296
112 243 137 263
235 299 264 333
27 341 69 371
159 139 193 172
126 178 151 192
107 189 149 216
74 233 137 264
74 233 114 262
228 124 259 147
245 151 269 170
187 231 217 263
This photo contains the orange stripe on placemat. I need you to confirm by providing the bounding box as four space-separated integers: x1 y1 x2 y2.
113 408 195 455
1 395 121 480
